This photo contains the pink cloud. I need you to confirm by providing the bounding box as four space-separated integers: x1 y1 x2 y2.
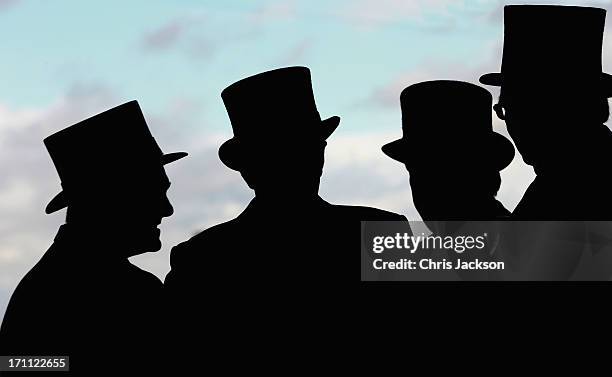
142 20 186 51
141 16 217 60
0 0 19 10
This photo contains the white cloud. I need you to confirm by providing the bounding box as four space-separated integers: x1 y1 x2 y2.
322 130 418 217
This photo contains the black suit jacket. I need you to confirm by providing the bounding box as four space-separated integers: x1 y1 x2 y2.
164 197 406 354
166 197 406 286
0 225 164 372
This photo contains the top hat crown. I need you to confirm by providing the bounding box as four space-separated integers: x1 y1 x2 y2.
43 100 187 214
382 80 515 170
480 5 612 94
218 66 340 170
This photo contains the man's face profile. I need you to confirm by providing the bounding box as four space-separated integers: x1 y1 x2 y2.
88 164 174 257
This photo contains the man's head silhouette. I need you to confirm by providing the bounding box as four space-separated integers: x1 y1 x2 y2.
480 5 612 168
382 80 514 221
43 100 187 257
218 66 340 202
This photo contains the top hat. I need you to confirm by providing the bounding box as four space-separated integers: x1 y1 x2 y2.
480 5 612 96
382 80 515 170
218 66 340 170
43 100 187 214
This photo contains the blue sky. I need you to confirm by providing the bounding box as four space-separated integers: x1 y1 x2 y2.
0 0 502 133
2 0 612 315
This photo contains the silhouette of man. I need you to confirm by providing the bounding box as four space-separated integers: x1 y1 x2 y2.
380 81 514 281
0 101 186 371
382 80 515 223
164 67 406 336
480 5 612 220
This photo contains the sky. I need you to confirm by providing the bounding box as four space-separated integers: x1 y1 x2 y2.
1 0 612 317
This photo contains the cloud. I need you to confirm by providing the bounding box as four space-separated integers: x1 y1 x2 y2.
361 49 502 109
185 36 216 60
341 0 459 28
138 2 302 61
142 20 186 51
277 39 312 66
363 71 427 108
341 0 612 32
321 131 418 218
140 15 216 60
249 0 297 25
0 0 19 11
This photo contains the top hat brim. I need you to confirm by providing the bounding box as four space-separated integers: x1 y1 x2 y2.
219 115 340 171
382 131 515 171
44 151 188 214
162 151 188 164
479 72 612 97
479 73 503 87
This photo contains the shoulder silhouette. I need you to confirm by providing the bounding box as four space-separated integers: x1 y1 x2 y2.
0 101 186 371
481 5 612 220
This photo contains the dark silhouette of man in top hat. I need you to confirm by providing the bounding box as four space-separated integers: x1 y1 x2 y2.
164 67 406 341
381 80 514 281
481 5 612 220
382 80 515 223
476 5 612 280
0 101 186 372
